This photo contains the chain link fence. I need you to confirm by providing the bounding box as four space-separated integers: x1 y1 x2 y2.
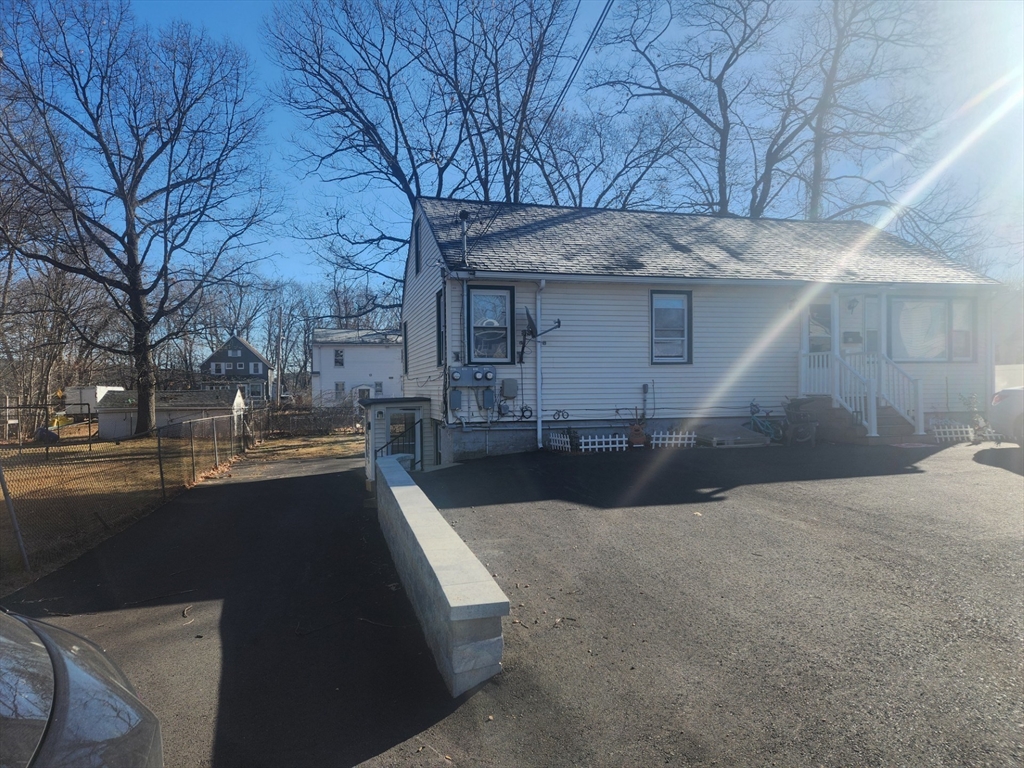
1 405 363 582
0 411 247 581
247 405 356 443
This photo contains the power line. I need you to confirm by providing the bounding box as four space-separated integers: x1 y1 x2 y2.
537 0 614 141
464 0 615 260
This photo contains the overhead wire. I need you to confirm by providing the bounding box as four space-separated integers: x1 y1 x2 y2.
461 0 615 264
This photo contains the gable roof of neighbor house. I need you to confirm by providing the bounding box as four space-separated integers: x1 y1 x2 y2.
201 334 273 368
97 390 244 410
312 328 402 345
417 198 996 286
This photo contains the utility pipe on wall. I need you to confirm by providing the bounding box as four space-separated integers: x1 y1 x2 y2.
536 280 545 449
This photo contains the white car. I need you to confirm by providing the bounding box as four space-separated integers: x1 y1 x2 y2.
990 387 1023 445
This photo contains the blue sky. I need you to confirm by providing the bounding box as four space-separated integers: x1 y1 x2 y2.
132 0 1023 282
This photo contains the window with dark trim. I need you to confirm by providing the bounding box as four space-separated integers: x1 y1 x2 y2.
467 285 514 364
650 290 692 364
402 322 408 374
435 289 445 367
889 297 975 362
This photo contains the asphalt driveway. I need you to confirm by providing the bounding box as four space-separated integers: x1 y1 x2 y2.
3 442 1022 767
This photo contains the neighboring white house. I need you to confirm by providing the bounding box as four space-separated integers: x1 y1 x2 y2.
96 389 245 440
310 329 403 406
399 197 1001 467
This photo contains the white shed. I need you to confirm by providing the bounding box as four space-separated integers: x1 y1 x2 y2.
65 385 125 417
96 389 246 440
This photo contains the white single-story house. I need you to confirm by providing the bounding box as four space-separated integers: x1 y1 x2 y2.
96 389 246 440
310 328 403 407
399 198 1001 466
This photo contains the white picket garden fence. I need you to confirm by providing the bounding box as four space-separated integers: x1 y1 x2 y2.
649 430 697 449
578 434 628 452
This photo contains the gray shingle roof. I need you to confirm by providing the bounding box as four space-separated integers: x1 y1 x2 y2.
98 390 242 409
418 198 995 285
201 335 274 368
312 328 402 344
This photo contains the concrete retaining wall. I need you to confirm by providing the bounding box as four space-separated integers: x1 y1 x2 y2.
374 455 509 696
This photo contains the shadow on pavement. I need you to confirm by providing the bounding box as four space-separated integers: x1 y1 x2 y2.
416 443 949 510
973 445 1024 476
3 460 457 767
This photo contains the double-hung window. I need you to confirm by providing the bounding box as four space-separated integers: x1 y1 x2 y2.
890 298 974 362
212 362 224 375
651 291 691 364
468 286 514 364
334 349 345 367
250 362 262 374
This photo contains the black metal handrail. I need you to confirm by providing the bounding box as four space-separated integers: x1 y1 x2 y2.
375 418 423 469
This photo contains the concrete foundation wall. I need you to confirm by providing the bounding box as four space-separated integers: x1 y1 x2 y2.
440 418 734 462
375 455 509 696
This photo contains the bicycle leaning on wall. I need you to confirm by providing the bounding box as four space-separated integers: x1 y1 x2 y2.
745 400 785 443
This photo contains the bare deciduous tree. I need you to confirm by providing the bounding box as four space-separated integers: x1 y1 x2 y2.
598 0 781 215
0 0 272 433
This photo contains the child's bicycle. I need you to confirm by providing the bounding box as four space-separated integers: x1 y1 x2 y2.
744 400 785 443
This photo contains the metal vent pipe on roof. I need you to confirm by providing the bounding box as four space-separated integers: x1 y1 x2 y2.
459 209 469 262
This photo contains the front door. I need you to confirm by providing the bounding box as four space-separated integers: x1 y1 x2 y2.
808 303 832 353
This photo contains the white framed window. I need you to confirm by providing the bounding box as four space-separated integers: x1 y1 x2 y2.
250 362 262 374
651 291 691 364
374 382 383 395
335 382 346 399
890 298 974 362
468 285 514 364
334 349 344 367
228 349 242 357
359 388 371 400
212 362 224 375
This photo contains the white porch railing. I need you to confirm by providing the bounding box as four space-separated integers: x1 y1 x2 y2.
881 356 926 435
799 352 832 395
844 353 926 435
800 352 925 437
833 355 878 437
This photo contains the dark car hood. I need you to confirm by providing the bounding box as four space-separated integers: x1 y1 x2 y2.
0 610 162 768
0 611 54 768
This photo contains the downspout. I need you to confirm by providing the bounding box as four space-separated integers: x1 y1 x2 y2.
830 288 840 408
536 280 545 449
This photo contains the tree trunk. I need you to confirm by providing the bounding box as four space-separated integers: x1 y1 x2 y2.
134 335 157 434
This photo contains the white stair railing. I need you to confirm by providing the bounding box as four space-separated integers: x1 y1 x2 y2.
799 352 832 396
832 354 878 437
876 354 926 435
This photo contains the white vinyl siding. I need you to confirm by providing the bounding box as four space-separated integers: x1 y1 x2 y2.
432 280 797 423
401 208 448 422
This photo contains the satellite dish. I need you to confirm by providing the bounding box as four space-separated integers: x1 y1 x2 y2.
524 306 538 338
